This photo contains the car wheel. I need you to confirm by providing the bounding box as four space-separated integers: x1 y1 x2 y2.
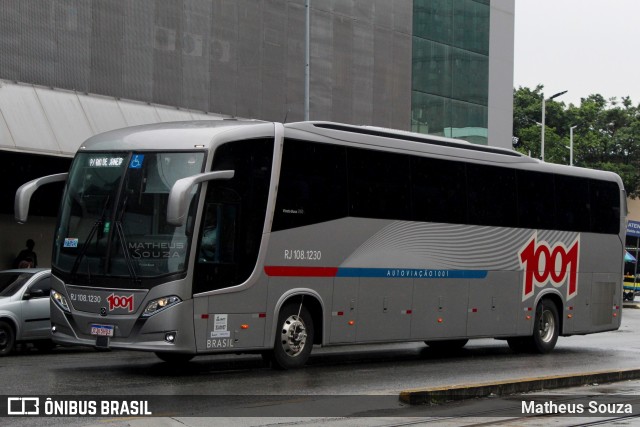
0 321 16 356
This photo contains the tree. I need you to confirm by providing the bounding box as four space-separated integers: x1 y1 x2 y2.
513 86 640 197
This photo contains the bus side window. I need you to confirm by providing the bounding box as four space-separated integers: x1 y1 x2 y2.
199 203 219 263
198 202 238 264
193 138 273 294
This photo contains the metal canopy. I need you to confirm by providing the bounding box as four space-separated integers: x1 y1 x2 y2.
0 80 222 157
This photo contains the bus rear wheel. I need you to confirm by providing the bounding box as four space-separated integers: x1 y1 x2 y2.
269 303 314 370
509 298 559 354
506 337 529 353
531 299 559 353
425 339 468 352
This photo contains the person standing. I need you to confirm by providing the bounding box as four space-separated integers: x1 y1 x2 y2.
13 239 38 268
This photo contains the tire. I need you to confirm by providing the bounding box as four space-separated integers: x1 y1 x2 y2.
530 299 559 353
512 298 559 354
425 339 468 351
506 337 530 353
0 321 16 356
270 303 314 370
155 352 195 364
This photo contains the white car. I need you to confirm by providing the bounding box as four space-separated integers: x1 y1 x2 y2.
0 268 52 355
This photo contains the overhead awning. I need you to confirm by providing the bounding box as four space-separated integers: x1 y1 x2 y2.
0 80 224 157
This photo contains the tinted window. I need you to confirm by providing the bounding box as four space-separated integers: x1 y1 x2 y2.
28 276 51 297
273 140 348 231
269 140 620 236
590 180 620 234
0 273 33 297
555 175 590 232
467 163 517 227
517 170 556 230
194 138 274 293
347 148 411 220
412 156 467 224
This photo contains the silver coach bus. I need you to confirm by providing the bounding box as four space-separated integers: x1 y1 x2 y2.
15 121 626 369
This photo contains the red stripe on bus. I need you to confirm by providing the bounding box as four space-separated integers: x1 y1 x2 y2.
264 266 339 277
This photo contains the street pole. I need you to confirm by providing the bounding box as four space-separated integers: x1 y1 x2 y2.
541 97 545 161
304 0 310 121
569 125 577 166
541 90 567 162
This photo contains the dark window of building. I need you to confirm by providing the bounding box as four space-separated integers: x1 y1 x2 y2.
411 0 490 144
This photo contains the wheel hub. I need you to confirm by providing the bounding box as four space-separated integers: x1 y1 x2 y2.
538 309 555 343
280 315 307 357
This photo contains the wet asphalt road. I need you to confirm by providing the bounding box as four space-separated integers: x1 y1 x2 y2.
2 307 640 425
4 308 640 395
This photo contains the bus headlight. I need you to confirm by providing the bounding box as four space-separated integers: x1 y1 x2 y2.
142 296 181 318
51 290 70 313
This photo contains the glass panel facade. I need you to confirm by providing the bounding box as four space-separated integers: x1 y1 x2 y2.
412 0 490 145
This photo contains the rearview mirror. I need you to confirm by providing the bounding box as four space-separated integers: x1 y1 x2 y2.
15 173 68 224
23 288 47 300
166 170 234 226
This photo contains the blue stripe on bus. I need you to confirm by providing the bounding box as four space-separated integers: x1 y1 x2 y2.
335 268 487 279
264 266 488 279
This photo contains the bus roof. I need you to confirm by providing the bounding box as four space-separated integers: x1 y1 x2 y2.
78 120 271 152
285 121 524 159
76 120 623 187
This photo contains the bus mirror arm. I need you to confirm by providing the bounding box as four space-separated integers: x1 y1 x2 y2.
167 170 234 226
14 173 68 224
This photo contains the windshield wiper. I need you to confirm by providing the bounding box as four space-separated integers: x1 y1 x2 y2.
114 195 141 285
70 196 110 280
115 221 140 285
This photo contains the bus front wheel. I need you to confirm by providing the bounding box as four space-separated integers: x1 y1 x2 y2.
155 352 195 364
269 303 314 370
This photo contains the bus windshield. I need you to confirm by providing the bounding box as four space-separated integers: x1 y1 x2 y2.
53 151 205 282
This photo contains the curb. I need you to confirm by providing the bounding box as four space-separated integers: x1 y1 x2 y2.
400 368 640 405
624 302 640 309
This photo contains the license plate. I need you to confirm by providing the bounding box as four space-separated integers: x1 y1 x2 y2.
90 324 114 337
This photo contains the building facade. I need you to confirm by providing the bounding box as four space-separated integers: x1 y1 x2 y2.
0 0 515 268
